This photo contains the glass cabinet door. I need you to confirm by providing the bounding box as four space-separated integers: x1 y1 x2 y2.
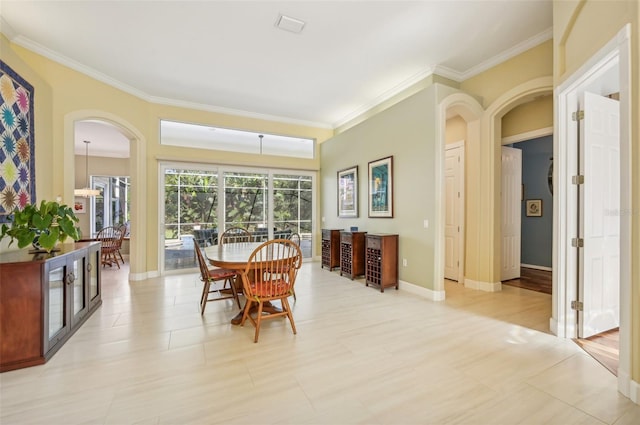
88 244 101 308
45 258 69 354
48 264 66 339
68 250 92 328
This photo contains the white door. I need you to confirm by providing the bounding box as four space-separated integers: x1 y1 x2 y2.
444 143 464 281
578 92 620 338
501 146 522 281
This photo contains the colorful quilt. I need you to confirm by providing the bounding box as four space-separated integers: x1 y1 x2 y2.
0 60 35 222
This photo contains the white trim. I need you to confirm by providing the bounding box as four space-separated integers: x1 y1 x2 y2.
464 278 502 292
555 24 632 402
439 28 553 82
400 280 446 301
502 127 553 145
521 264 552 272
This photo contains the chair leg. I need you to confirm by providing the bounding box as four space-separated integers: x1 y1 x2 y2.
200 280 211 315
281 297 297 335
254 301 264 343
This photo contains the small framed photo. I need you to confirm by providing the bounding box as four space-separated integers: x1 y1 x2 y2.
368 155 393 218
74 198 87 214
338 166 358 218
526 199 542 217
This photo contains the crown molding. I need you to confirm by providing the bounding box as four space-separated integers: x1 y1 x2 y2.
332 66 436 129
0 17 18 40
458 27 553 81
8 35 332 130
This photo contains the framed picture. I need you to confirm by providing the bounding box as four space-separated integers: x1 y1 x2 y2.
526 199 542 217
337 166 358 218
73 198 87 214
368 156 393 218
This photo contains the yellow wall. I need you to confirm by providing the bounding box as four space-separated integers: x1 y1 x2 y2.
2 36 333 272
445 116 467 144
501 95 553 138
460 40 553 108
553 0 639 396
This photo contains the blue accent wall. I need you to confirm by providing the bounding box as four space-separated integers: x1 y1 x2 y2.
516 135 553 268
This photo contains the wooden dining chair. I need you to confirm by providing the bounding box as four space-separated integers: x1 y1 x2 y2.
96 226 122 269
194 241 241 314
287 232 302 301
220 227 252 244
239 239 302 342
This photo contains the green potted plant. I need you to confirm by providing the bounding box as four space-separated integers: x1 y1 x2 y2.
0 200 81 253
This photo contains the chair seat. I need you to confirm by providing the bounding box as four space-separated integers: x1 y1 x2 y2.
208 268 237 280
249 280 291 297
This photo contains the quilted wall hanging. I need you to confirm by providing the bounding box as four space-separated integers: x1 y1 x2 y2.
0 60 35 223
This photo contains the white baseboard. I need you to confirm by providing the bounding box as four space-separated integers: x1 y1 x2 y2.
129 270 158 281
631 379 640 405
465 278 502 292
400 280 446 301
521 263 552 272
549 317 559 336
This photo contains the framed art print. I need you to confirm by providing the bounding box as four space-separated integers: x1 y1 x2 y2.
338 166 358 218
0 60 36 223
526 199 542 217
368 156 393 218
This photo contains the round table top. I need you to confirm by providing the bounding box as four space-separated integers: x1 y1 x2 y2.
203 242 264 270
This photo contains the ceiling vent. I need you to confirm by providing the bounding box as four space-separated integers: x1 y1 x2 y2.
275 14 305 34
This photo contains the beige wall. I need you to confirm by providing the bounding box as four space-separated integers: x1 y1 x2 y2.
321 85 441 290
553 0 640 397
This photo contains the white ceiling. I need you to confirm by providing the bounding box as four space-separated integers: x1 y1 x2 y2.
1 0 553 158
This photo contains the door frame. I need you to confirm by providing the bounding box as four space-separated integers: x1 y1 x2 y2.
555 24 632 399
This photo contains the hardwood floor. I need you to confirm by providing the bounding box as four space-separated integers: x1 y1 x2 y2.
1 261 638 424
502 267 552 294
575 329 620 376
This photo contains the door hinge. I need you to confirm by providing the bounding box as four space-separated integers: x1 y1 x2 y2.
572 110 585 121
571 238 584 248
572 175 585 185
571 300 584 311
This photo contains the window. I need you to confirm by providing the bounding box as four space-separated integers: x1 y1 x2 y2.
160 120 315 159
91 176 130 236
161 164 314 272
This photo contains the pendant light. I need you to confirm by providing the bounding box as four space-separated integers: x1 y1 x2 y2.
74 140 100 197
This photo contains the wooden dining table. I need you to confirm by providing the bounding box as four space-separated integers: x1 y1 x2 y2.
204 242 285 325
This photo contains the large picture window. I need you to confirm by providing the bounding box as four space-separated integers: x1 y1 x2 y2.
161 164 314 272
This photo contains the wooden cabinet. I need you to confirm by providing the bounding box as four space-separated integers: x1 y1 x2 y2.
0 242 102 372
340 231 367 280
321 229 342 270
366 234 398 292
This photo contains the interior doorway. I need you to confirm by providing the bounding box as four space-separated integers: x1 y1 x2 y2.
555 25 631 396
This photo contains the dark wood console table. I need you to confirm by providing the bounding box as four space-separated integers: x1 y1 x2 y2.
0 242 102 372
340 231 367 280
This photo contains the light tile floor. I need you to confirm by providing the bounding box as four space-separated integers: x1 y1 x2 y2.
1 262 639 424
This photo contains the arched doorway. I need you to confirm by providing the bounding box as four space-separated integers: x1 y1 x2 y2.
64 111 147 279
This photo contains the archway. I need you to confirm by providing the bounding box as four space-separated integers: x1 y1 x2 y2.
436 92 483 296
64 110 147 279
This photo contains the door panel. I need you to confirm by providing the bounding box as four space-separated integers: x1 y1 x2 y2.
501 146 522 281
444 145 463 281
579 92 620 338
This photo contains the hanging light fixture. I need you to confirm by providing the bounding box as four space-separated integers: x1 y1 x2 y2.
258 134 264 154
74 140 100 197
